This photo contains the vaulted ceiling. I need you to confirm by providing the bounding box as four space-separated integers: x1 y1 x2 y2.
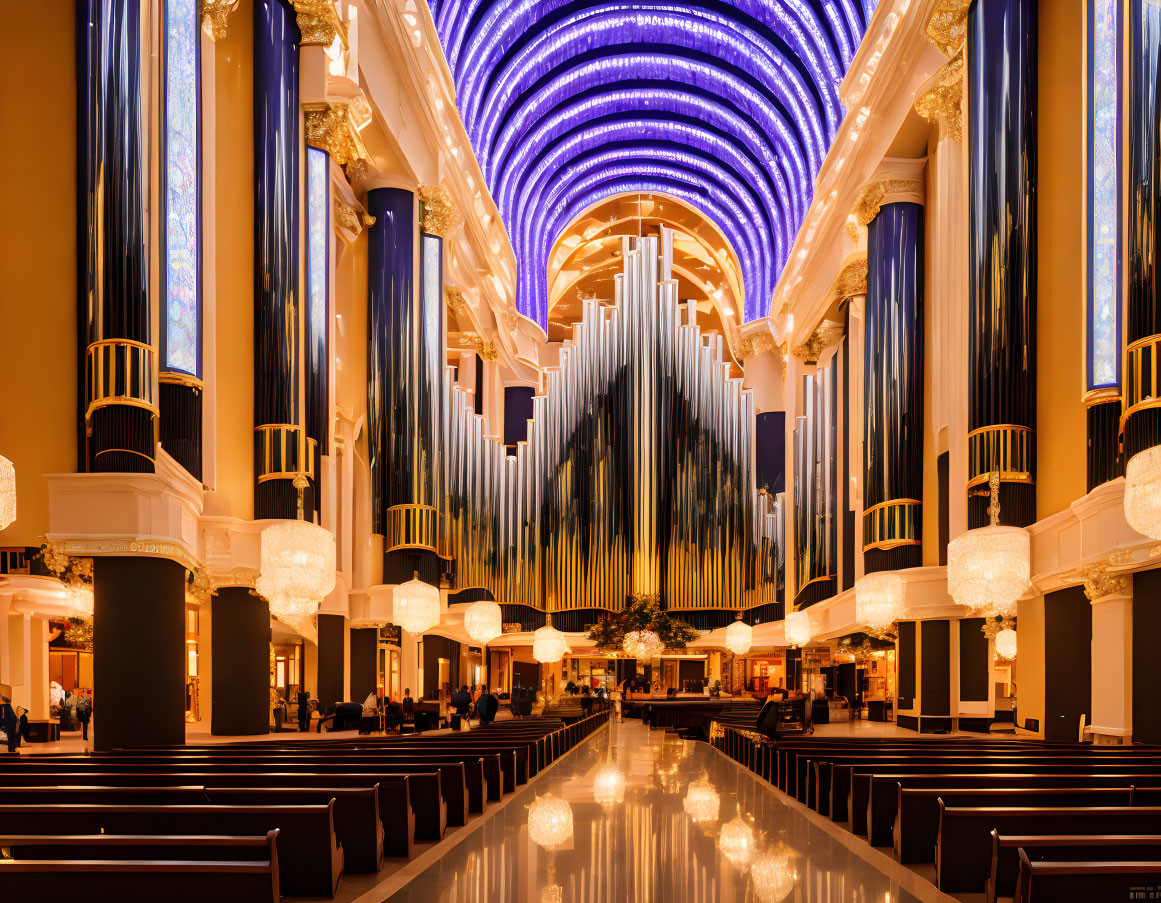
427 0 877 328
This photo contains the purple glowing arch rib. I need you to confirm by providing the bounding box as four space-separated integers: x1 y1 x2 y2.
428 0 877 324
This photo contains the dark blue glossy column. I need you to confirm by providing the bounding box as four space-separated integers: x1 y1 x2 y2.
863 202 924 571
967 0 1037 528
1126 1 1161 460
253 0 303 519
77 0 155 473
368 188 444 584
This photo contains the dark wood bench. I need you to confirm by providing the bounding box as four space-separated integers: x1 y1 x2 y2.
893 786 1133 862
988 832 1161 903
1014 850 1161 902
936 804 1161 892
0 802 343 897
0 770 415 858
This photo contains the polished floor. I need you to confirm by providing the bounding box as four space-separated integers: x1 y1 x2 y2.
377 718 946 903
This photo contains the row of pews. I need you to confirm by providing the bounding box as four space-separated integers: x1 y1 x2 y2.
711 725 1161 902
0 709 609 901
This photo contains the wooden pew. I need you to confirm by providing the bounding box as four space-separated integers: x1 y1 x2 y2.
0 830 279 865
988 832 1161 903
1013 850 1161 903
0 802 343 897
893 786 1133 862
0 770 415 858
936 804 1161 892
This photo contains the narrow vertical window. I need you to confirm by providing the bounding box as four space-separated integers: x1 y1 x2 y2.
162 0 200 377
1088 0 1121 389
304 146 330 514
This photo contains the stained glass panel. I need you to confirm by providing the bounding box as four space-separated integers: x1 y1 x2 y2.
1088 0 1120 388
164 0 200 376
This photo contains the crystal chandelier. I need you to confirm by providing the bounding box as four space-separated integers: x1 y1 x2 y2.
683 775 720 825
995 627 1018 661
725 612 753 656
393 571 442 635
718 812 755 870
464 599 502 645
947 472 1030 616
623 628 664 659
65 582 94 620
855 571 905 632
257 474 336 630
783 609 812 647
1125 446 1161 539
592 761 625 808
533 613 570 663
527 794 573 848
0 454 14 530
750 845 798 903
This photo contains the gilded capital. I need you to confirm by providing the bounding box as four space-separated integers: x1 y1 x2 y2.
200 0 239 42
1074 560 1132 602
854 179 925 227
291 0 343 46
792 323 844 364
737 332 780 360
462 331 499 361
304 102 368 167
419 184 463 237
831 254 867 303
926 0 971 56
915 53 964 143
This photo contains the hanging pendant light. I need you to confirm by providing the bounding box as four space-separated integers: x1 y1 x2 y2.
0 454 14 530
257 474 336 630
623 628 664 659
947 472 1030 616
533 612 570 663
683 775 720 825
783 609 812 647
464 599 502 645
393 571 442 635
855 571 905 632
1125 446 1161 539
718 811 755 870
995 627 1018 661
725 611 753 656
527 794 573 848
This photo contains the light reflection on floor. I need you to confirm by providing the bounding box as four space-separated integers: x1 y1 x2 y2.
384 719 925 903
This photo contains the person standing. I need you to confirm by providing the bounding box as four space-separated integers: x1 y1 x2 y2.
476 685 499 725
75 689 93 742
296 687 311 732
0 697 18 753
449 685 471 730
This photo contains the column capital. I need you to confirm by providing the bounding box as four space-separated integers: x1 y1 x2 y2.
791 321 845 365
291 0 345 46
200 0 239 42
1072 557 1133 603
915 52 964 143
419 184 463 237
854 172 926 227
304 101 371 168
926 0 971 57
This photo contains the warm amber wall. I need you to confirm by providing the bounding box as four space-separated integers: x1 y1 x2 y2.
1015 593 1046 738
206 3 256 520
1036 0 1087 519
0 2 78 546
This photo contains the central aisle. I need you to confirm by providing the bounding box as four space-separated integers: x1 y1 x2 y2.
381 718 942 903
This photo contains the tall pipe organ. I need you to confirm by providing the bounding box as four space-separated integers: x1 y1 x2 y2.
443 233 783 630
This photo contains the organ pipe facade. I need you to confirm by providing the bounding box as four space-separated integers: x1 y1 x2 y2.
443 233 782 630
966 0 1038 528
78 0 155 473
863 200 925 571
793 362 837 606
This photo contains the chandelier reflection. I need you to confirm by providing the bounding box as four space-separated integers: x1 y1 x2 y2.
718 812 755 870
750 844 798 902
683 775 720 825
528 794 573 849
593 761 626 808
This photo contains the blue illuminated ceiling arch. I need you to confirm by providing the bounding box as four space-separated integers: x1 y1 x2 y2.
428 0 877 326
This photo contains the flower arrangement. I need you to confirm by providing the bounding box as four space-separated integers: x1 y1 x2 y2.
585 594 699 653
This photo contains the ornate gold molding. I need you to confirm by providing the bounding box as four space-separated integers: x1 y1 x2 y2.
792 323 845 364
926 0 971 56
304 102 369 167
1072 555 1132 602
200 0 239 42
736 332 781 360
333 196 363 240
419 184 463 237
445 287 471 323
915 53 964 143
831 254 868 302
855 180 925 227
462 331 499 361
290 0 344 46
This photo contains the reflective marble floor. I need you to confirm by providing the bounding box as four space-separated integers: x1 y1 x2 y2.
381 719 938 903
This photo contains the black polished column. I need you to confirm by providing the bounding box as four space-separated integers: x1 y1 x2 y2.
253 0 306 518
210 588 271 735
864 201 925 570
77 0 156 473
317 613 345 710
349 627 377 701
966 0 1037 527
1126 0 1161 462
93 557 185 749
367 187 445 585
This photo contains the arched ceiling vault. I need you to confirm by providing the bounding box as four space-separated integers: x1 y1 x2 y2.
427 0 877 328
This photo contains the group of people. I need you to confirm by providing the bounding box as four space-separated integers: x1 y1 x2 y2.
359 688 416 734
0 696 29 753
449 684 499 728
